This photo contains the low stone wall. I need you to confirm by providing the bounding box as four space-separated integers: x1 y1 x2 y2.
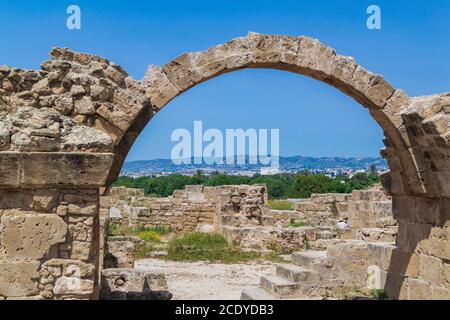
104 185 215 232
295 193 352 226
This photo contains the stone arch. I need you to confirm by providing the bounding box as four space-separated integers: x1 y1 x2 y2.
109 33 420 198
0 32 449 300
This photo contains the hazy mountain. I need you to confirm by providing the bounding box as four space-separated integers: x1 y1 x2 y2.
121 155 387 176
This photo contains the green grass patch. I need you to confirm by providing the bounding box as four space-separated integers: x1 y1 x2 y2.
106 223 135 237
370 289 388 300
166 232 260 263
134 243 155 260
107 223 172 243
268 199 294 210
289 220 308 228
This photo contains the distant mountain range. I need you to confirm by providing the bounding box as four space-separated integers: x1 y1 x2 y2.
121 156 387 177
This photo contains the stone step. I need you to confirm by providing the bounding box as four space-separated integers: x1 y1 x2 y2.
276 263 318 283
240 288 278 300
291 251 327 268
260 275 299 297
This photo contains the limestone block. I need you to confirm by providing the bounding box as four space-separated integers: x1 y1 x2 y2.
350 66 394 108
0 212 67 260
96 102 132 131
70 241 91 261
418 254 443 285
42 259 95 278
100 268 171 300
223 36 254 69
430 286 450 299
32 189 61 212
106 239 137 268
406 278 432 300
63 125 113 152
19 152 114 187
162 53 203 92
248 33 282 65
0 121 11 151
67 203 97 216
112 89 143 118
194 45 229 79
297 36 320 70
109 207 122 219
0 152 21 187
143 65 179 109
0 262 40 297
130 207 150 218
367 242 396 271
53 276 94 296
331 55 357 85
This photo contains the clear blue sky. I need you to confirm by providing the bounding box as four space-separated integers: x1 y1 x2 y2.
1 1 449 160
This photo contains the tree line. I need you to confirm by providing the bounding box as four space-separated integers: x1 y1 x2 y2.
113 171 380 199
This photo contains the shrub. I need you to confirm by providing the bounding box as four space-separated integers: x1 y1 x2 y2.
137 230 161 243
371 289 388 300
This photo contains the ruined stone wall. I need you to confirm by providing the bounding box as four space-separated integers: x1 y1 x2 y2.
1 33 450 299
0 188 99 300
105 185 215 232
295 193 352 226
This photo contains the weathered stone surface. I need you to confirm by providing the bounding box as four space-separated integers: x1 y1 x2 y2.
16 152 114 187
100 269 171 300
0 212 67 259
0 121 11 151
0 262 40 297
53 276 94 296
63 125 113 152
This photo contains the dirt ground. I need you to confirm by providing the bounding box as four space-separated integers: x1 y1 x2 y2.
134 259 276 300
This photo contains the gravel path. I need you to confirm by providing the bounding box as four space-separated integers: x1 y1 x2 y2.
134 259 276 300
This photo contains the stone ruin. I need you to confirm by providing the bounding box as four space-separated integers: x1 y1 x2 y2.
0 33 449 299
104 185 215 233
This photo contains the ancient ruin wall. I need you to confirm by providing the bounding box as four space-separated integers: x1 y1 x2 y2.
105 185 215 232
0 33 449 299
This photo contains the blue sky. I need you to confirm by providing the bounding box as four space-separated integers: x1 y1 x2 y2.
1 1 449 160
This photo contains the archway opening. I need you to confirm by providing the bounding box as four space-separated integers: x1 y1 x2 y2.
104 66 396 300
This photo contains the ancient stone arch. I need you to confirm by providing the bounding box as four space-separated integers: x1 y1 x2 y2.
0 32 449 300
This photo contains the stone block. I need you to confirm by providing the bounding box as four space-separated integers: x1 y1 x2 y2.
351 66 394 108
20 152 114 187
331 55 357 86
143 65 179 109
162 53 203 92
70 241 92 261
0 262 40 297
0 212 67 259
0 152 20 187
406 278 433 300
418 254 443 285
100 268 171 300
53 276 94 296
